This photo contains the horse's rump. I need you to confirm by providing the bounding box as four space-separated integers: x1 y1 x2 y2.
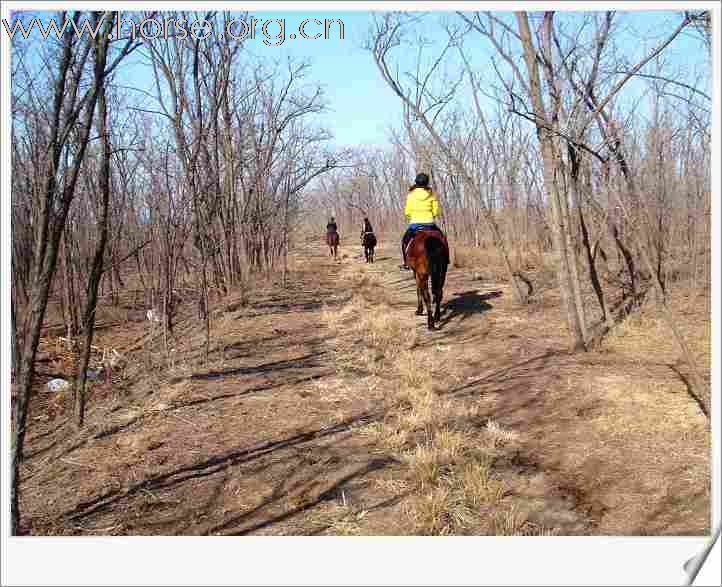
406 229 449 265
326 230 340 246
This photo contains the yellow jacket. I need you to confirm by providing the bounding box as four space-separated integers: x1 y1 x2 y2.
404 187 440 224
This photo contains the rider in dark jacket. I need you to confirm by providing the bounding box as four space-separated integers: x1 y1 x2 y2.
326 217 338 233
360 217 374 239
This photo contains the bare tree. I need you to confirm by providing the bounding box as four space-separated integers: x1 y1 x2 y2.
11 10 136 534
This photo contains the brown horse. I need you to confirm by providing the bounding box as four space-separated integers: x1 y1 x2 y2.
326 230 340 259
406 229 449 330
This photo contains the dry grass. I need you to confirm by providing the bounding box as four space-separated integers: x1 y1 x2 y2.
450 243 555 283
312 503 368 536
323 279 518 534
319 256 607 536
452 458 505 507
323 295 416 377
373 476 410 494
405 486 474 535
484 418 520 449
403 428 465 486
605 312 667 352
358 421 410 453
394 350 432 388
492 505 527 535
451 245 509 282
604 289 710 367
403 449 507 535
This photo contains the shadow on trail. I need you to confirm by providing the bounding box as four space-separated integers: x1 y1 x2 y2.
211 455 394 536
438 289 502 327
64 411 385 529
186 353 327 381
445 349 567 400
170 372 335 412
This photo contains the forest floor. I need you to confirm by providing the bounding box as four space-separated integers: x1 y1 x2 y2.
18 240 711 536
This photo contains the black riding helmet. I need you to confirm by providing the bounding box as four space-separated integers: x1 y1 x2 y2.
414 173 430 188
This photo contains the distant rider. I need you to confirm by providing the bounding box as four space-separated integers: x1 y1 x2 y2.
360 217 374 240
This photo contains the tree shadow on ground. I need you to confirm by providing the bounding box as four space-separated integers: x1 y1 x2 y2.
444 349 567 401
187 352 327 381
669 364 709 418
210 455 395 535
62 410 386 531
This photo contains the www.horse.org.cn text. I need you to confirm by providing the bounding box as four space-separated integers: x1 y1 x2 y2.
2 13 346 46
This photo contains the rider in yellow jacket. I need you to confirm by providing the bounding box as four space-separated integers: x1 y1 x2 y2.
400 173 442 270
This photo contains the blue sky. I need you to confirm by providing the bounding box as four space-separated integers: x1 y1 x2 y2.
238 10 406 149
9 9 711 150
254 9 710 147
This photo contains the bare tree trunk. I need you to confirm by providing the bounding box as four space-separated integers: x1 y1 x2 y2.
578 203 608 325
60 232 79 340
74 23 114 428
558 156 589 343
11 281 19 381
516 12 587 350
568 145 607 329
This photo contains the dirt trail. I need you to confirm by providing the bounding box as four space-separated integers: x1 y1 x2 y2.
21 241 709 535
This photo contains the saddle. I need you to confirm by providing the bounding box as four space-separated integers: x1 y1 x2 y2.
404 228 448 257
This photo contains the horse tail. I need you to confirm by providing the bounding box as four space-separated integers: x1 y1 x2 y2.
424 236 448 293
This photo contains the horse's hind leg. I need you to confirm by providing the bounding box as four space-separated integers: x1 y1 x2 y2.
421 277 434 329
432 263 448 322
432 280 443 321
415 273 424 316
416 273 434 328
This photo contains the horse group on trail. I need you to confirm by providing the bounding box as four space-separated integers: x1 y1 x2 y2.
323 172 449 330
